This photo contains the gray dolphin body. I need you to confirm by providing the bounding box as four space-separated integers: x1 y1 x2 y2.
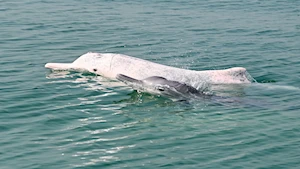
117 74 205 99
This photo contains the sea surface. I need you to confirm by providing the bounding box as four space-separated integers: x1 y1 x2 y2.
1 0 300 168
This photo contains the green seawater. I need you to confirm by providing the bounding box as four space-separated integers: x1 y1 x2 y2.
1 0 300 168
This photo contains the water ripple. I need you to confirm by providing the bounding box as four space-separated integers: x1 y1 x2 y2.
1 0 300 168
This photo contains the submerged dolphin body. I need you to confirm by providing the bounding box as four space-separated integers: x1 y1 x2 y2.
116 74 205 99
45 52 254 89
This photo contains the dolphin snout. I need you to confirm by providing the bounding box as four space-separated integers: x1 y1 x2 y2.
45 63 73 70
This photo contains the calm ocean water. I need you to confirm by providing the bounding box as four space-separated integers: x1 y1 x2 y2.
1 0 300 168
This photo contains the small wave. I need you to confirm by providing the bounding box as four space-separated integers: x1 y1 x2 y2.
253 83 300 91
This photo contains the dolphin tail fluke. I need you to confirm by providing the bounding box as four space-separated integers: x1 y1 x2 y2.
45 63 73 70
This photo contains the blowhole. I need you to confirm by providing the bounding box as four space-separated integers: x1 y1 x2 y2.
157 87 165 91
93 68 97 72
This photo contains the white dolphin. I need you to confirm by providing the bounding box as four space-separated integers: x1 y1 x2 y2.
45 52 254 89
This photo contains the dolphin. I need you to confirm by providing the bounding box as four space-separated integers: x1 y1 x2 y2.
116 74 270 108
45 52 254 89
116 74 205 99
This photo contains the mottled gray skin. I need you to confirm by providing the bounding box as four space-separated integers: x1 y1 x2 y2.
116 74 204 99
